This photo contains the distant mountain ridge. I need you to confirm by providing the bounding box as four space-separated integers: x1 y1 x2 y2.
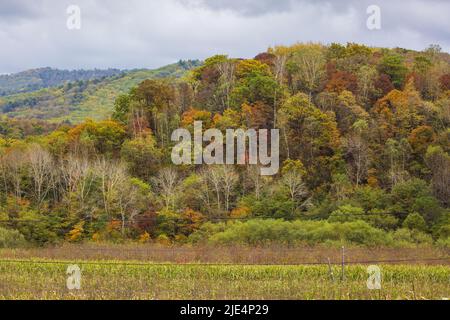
0 60 202 123
0 67 124 96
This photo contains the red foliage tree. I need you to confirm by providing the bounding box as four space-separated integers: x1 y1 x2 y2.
439 73 450 91
325 71 358 94
375 73 395 96
254 52 276 67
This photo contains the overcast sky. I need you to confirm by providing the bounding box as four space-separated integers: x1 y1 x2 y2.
1 0 449 74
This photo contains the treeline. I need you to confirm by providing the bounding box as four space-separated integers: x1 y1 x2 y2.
0 117 61 138
0 42 449 247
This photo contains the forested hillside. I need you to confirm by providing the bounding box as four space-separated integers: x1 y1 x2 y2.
0 60 201 123
0 43 449 248
0 67 123 96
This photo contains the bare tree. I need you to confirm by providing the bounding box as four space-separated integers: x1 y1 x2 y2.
4 148 27 199
130 101 147 138
153 168 179 209
280 167 310 214
291 46 326 101
60 154 95 217
196 171 213 214
112 167 139 234
273 53 287 126
202 166 222 211
386 139 410 187
0 153 8 197
245 165 266 200
426 146 450 206
274 54 287 85
281 170 307 204
218 60 236 111
27 144 54 208
345 120 370 187
219 166 238 212
357 65 377 106
345 135 369 187
200 166 238 213
95 158 128 216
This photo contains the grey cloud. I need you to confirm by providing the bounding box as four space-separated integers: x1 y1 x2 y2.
0 0 45 20
178 0 295 16
0 0 449 74
178 0 375 16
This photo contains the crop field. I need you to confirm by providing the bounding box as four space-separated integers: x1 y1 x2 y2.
0 261 449 300
0 245 449 300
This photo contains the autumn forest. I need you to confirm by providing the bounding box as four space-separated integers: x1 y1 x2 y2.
0 42 449 248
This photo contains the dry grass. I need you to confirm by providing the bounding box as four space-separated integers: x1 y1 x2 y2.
0 260 449 300
1 245 448 300
0 244 449 265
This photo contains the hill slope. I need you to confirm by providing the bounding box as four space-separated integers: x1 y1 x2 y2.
0 68 124 96
0 60 201 123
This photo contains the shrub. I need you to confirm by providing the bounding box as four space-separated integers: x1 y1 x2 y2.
198 219 393 246
156 234 171 246
391 228 433 246
390 178 443 223
435 223 450 239
328 205 364 223
188 222 228 243
334 221 391 246
436 237 450 248
403 212 427 232
353 186 390 212
363 209 399 230
0 227 27 248
66 221 85 242
245 195 296 220
138 232 150 244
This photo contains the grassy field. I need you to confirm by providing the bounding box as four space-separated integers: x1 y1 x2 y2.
0 245 449 300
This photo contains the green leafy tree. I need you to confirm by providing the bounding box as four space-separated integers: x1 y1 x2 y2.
378 53 408 89
403 212 427 232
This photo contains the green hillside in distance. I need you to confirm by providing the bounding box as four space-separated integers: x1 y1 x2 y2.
0 60 201 123
0 67 124 96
